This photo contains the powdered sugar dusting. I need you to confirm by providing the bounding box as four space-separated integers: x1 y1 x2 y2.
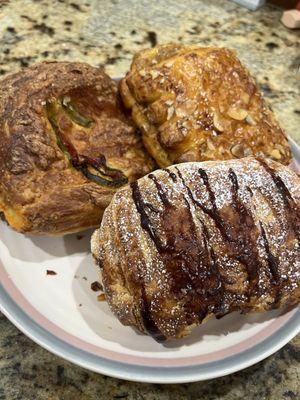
93 157 300 340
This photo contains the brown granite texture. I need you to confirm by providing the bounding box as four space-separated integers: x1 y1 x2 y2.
0 313 299 399
0 0 299 399
0 0 299 143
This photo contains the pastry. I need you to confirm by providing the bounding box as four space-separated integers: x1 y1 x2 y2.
0 62 154 235
120 44 291 167
91 157 300 341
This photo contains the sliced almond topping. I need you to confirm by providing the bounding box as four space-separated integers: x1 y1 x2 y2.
150 70 159 79
207 139 215 151
227 107 248 121
219 146 225 155
245 114 256 126
244 147 253 156
231 144 245 158
197 136 206 145
175 108 187 118
241 92 250 104
213 113 225 132
139 69 147 77
185 99 198 113
270 149 281 160
167 106 174 120
274 144 286 153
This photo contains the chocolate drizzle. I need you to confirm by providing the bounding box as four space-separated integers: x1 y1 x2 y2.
130 181 165 252
174 167 224 316
247 187 253 197
257 158 300 244
149 168 223 322
98 159 300 341
148 173 171 207
144 202 160 214
227 168 260 290
199 167 261 289
200 222 222 296
175 167 227 241
163 168 177 182
140 287 166 342
130 162 297 337
228 168 239 191
259 221 280 302
130 181 166 342
197 168 229 241
176 166 261 296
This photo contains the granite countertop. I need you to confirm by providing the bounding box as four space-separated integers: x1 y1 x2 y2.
0 0 299 399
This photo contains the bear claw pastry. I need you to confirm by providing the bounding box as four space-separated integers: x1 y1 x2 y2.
120 44 292 167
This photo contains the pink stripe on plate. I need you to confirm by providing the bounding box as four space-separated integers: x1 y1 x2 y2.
289 159 300 175
0 261 297 367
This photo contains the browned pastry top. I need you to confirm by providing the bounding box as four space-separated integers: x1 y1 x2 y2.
120 44 291 167
92 157 300 341
0 62 154 234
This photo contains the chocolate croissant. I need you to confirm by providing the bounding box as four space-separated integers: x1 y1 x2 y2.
91 157 300 341
0 62 154 235
120 44 291 167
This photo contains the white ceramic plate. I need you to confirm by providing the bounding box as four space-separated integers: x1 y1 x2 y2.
0 138 299 384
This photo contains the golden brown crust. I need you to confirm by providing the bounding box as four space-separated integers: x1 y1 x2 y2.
92 157 300 341
0 62 154 235
120 44 292 167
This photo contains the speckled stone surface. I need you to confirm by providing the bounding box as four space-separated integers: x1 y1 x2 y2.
0 0 299 398
0 0 299 143
0 312 299 399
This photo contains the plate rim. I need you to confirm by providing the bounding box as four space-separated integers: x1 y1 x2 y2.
0 137 299 383
1 284 299 383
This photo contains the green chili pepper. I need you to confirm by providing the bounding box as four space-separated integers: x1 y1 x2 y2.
45 101 128 188
61 97 94 128
46 101 72 161
81 165 128 188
